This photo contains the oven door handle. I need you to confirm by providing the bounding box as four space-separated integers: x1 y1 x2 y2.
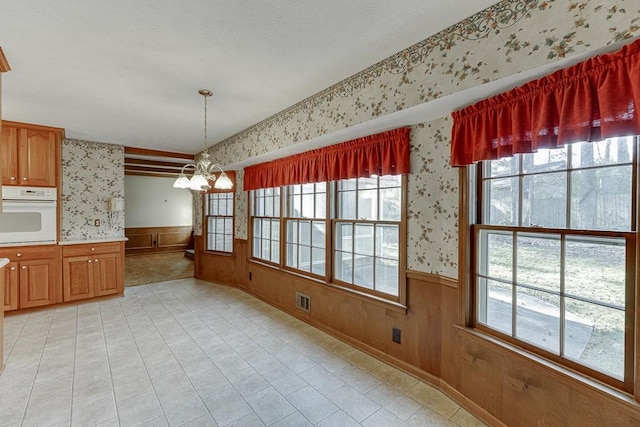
2 200 57 208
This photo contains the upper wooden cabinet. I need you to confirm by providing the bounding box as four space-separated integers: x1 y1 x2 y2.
1 121 64 187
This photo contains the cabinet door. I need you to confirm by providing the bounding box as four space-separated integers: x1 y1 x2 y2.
1 125 18 185
3 261 19 311
19 259 55 308
93 253 122 297
18 128 57 187
63 256 94 301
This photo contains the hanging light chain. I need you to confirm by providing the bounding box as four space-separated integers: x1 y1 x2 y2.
203 92 208 150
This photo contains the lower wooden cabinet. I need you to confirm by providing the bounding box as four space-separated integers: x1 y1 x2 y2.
0 246 57 311
62 242 123 302
3 261 18 311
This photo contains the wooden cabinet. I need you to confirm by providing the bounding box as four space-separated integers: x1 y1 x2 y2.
3 261 18 311
1 121 63 187
0 245 58 311
62 242 124 302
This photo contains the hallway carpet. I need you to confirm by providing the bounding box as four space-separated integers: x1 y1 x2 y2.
125 251 193 286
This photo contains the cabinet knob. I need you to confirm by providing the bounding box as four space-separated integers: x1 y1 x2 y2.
88 260 92 263
91 248 95 251
10 266 15 271
16 253 21 257
10 176 15 180
95 259 99 262
22 177 27 181
22 265 27 270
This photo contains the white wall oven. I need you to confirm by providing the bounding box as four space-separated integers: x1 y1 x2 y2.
0 186 57 245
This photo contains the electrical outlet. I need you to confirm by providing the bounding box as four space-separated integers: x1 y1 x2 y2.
94 219 101 227
249 272 252 281
392 327 401 344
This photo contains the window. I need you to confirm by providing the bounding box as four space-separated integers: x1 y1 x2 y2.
334 176 402 297
250 175 405 302
285 183 327 277
205 192 234 253
473 137 636 390
251 188 281 263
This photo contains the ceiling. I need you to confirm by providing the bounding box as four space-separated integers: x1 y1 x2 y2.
0 0 501 160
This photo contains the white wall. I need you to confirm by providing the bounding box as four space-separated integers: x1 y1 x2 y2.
124 175 193 227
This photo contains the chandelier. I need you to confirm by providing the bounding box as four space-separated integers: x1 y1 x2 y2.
173 89 233 191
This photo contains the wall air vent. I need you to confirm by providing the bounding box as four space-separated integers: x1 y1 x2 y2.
295 292 310 313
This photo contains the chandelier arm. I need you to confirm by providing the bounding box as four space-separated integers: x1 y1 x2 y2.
179 163 196 174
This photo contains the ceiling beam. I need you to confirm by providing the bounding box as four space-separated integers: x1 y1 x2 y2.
125 170 181 179
124 165 182 175
124 157 187 168
124 146 194 160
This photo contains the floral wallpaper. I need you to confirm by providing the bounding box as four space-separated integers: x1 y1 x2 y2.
407 120 459 277
61 139 125 240
191 0 639 278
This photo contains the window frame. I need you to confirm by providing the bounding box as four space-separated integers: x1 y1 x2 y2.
248 175 407 305
250 187 282 266
204 192 235 254
467 137 638 393
282 182 330 281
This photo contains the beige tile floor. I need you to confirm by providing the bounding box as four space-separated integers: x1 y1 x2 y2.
0 279 486 427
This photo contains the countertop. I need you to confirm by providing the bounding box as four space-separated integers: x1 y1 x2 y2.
0 258 9 268
58 237 128 245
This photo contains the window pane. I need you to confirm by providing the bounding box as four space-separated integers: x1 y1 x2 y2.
227 197 233 215
357 189 377 220
224 236 232 252
522 146 568 173
262 239 270 260
253 220 261 239
354 255 374 289
564 298 624 380
336 223 353 252
215 218 225 233
312 221 325 248
478 278 512 336
380 175 401 188
301 194 314 217
375 258 398 296
376 224 398 261
380 188 401 221
290 194 302 217
287 220 298 244
488 156 519 177
516 234 560 293
265 196 273 216
358 177 378 189
207 234 214 251
315 192 326 219
261 220 270 239
252 238 261 258
271 220 280 242
572 138 633 168
299 245 311 272
571 166 632 231
311 248 325 276
484 177 518 226
299 221 311 246
339 178 357 191
255 194 264 216
522 172 567 228
339 191 356 219
516 287 560 354
354 224 374 256
224 218 233 234
271 242 280 263
565 237 626 308
335 250 351 282
216 235 224 250
286 243 296 267
478 230 512 282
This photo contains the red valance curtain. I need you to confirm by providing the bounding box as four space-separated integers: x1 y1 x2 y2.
243 127 411 191
450 38 640 166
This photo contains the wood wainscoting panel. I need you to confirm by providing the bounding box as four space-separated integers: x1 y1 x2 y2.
125 226 193 255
